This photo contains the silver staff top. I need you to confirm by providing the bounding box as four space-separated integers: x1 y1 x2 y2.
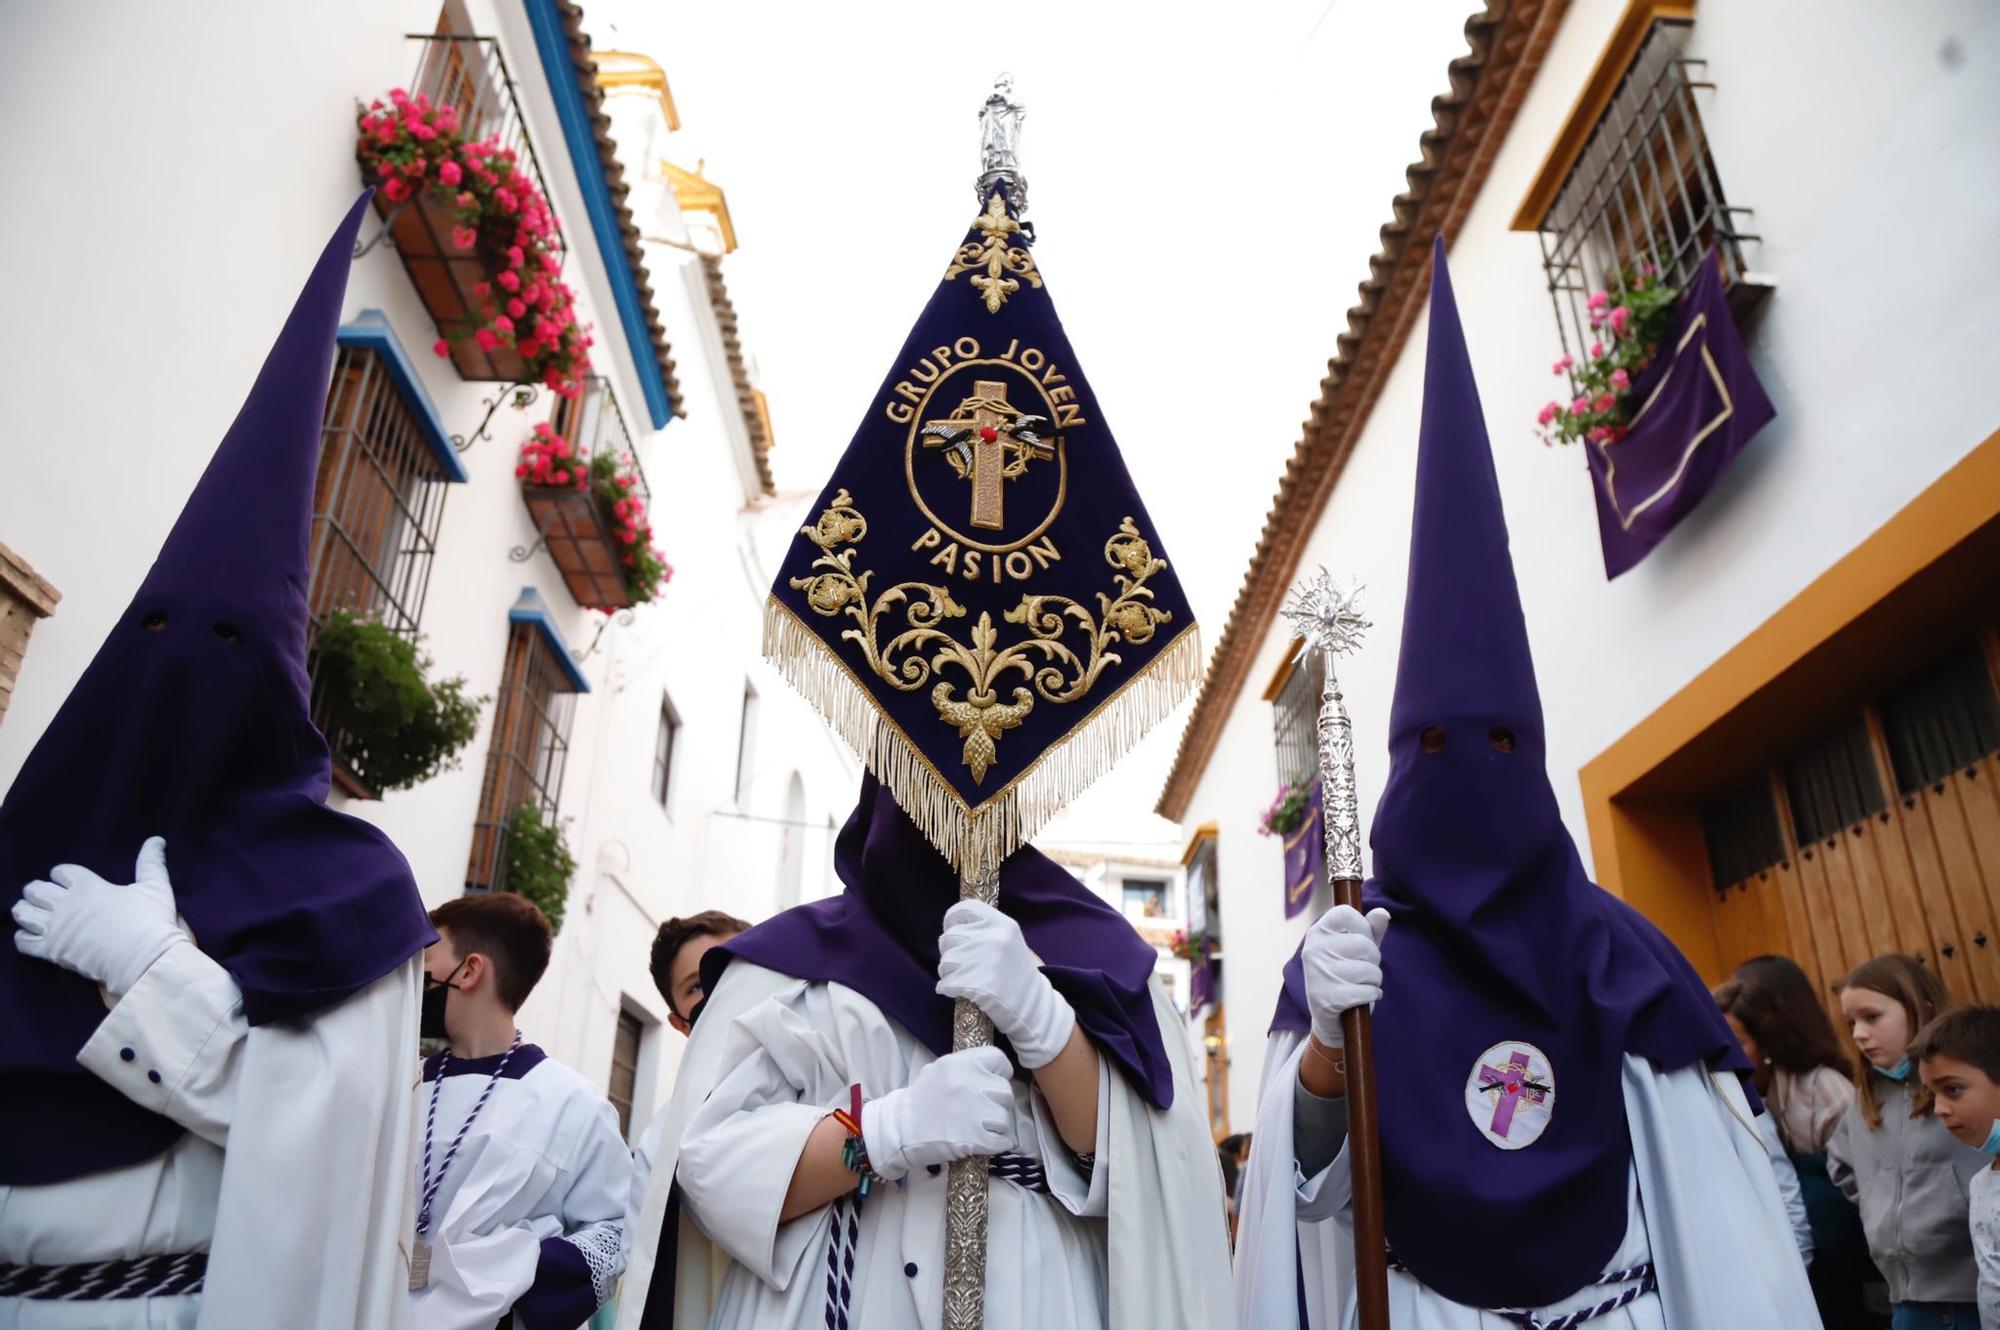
1280 568 1371 883
976 74 1027 216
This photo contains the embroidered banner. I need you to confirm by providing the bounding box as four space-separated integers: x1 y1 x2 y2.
766 187 1200 872
1282 781 1324 920
1586 249 1776 579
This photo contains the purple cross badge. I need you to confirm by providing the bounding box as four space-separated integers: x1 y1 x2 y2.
1463 1041 1555 1151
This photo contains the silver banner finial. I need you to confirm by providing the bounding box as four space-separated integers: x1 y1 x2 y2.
975 74 1027 216
1280 569 1371 883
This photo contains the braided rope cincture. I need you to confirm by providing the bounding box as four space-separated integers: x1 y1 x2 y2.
0 1251 206 1301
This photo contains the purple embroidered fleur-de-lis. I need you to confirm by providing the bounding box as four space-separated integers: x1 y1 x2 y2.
1477 1050 1550 1140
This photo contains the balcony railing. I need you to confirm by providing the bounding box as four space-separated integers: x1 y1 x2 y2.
515 377 653 610
369 33 566 384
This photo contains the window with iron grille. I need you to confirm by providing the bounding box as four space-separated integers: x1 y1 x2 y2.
466 620 580 893
307 343 454 766
1700 779 1787 893
1272 650 1326 790
1881 641 2000 795
653 694 680 811
1782 716 1887 847
607 1009 643 1139
1533 19 1762 381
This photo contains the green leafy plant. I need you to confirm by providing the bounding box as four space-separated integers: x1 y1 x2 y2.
312 612 485 794
501 801 577 934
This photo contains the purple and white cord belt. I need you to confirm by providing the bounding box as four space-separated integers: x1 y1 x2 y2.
0 1251 207 1300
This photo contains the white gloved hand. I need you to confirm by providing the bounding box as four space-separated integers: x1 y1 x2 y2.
12 837 187 997
1303 903 1390 1049
861 1045 1017 1181
934 899 1077 1069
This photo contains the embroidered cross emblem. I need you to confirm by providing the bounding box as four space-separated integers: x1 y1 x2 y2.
921 380 1053 531
1477 1050 1551 1141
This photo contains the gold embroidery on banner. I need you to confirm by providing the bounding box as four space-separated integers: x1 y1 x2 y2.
789 490 1175 783
905 359 1070 555
1594 313 1736 532
920 379 1054 532
943 193 1043 313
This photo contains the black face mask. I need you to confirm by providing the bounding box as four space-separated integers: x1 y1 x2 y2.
685 994 709 1029
420 959 468 1040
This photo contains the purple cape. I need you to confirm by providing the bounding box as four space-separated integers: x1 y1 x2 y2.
1270 239 1746 1309
705 774 1174 1110
0 192 435 1185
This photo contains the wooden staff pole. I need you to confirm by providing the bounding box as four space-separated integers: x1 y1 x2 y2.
1285 569 1386 1329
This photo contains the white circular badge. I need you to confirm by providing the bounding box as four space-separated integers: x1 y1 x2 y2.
1464 1041 1555 1150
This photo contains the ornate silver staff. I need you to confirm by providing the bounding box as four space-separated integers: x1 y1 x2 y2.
1280 569 1388 1330
940 75 1024 1330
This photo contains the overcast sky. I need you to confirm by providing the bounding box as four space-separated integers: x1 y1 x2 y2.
599 0 1481 843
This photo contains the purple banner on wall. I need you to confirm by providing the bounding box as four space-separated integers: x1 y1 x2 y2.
1188 954 1214 1015
1282 781 1324 920
1586 249 1776 579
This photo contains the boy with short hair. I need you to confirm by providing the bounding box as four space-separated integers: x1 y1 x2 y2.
415 893 633 1330
1915 1004 2000 1328
1912 1000 2000 1320
648 910 752 1036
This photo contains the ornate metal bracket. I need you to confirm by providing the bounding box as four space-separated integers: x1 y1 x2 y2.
454 382 541 453
351 200 409 259
508 531 547 564
570 609 636 663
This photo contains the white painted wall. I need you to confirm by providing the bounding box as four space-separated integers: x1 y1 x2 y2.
1178 0 2000 1132
0 2 854 1137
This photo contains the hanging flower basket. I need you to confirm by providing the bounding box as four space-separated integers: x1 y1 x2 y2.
515 425 673 611
356 88 593 397
1168 928 1213 963
1534 261 1679 449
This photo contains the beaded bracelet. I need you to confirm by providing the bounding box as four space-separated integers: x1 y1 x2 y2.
832 1083 887 1198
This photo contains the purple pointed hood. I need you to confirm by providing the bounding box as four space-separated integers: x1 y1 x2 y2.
0 192 436 1185
1272 239 1745 1309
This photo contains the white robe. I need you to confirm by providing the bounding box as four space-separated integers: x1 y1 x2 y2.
412 1044 634 1330
1233 1031 1823 1330
618 962 1232 1330
0 945 422 1330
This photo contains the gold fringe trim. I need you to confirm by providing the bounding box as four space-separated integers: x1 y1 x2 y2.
764 596 1203 873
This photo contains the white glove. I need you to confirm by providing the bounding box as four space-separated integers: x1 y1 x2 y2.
12 837 187 997
1303 903 1390 1049
861 1046 1017 1181
935 899 1076 1069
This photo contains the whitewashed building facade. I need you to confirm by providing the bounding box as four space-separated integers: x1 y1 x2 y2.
0 0 853 1139
1158 0 2000 1132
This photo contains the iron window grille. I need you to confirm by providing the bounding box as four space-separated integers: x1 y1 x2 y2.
1534 19 1762 388
307 344 453 771
1881 640 2000 794
1272 650 1327 791
403 30 564 268
466 620 580 893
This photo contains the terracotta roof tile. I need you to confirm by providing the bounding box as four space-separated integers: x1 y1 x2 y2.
552 0 684 417
699 253 776 495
